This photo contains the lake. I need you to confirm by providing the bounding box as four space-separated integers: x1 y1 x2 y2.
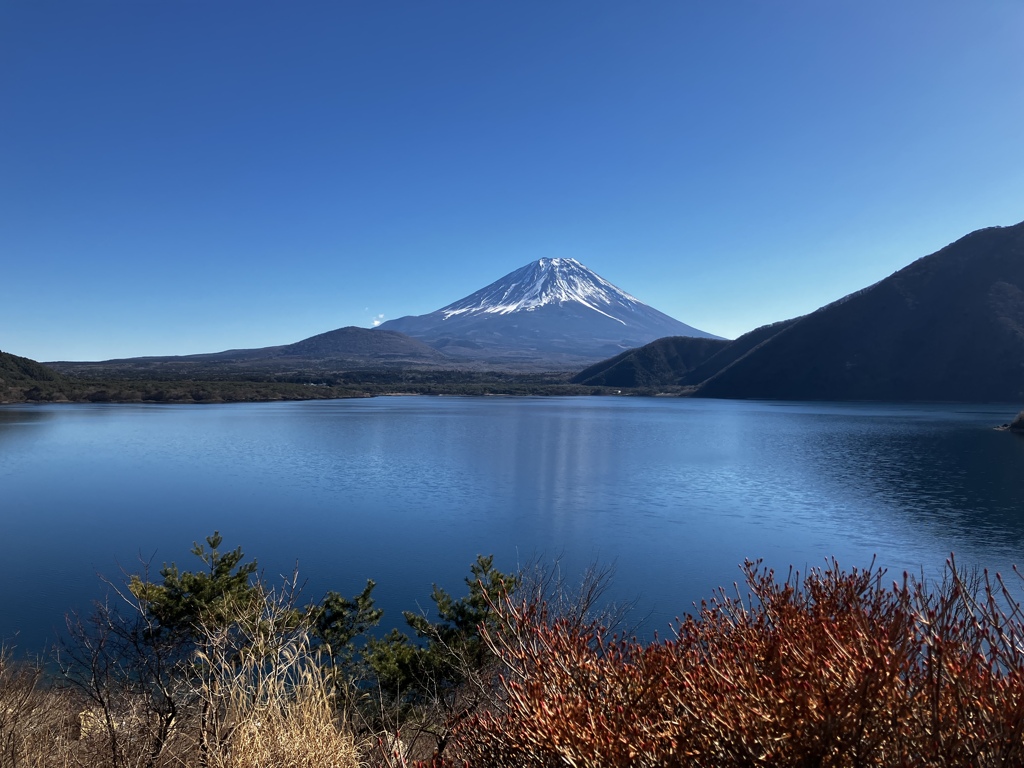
2 396 1023 652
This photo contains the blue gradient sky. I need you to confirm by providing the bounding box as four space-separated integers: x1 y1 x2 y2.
3 1 1023 362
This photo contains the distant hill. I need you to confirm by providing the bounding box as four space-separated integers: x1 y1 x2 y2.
50 327 449 379
277 327 442 360
0 350 62 384
570 319 800 389
572 336 730 388
379 258 720 366
692 220 1024 401
0 350 64 403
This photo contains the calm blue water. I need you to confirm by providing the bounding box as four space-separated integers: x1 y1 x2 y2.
2 397 1023 652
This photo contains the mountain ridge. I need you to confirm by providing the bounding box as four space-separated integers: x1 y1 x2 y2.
48 326 448 379
577 220 1024 402
695 219 1024 401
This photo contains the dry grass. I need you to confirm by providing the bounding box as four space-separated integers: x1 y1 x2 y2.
202 668 357 768
0 647 78 768
189 587 360 768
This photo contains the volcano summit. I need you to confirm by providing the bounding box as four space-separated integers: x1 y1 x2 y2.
378 258 720 365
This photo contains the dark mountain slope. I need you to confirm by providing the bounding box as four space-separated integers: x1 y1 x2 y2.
679 318 801 385
695 221 1024 401
572 336 730 387
571 319 799 389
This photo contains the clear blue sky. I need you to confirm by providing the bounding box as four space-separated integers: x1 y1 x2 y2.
3 1 1023 361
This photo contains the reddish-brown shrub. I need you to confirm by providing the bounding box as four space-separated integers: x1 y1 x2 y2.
447 558 1024 768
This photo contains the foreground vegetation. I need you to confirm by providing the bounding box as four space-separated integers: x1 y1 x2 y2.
4 536 1024 767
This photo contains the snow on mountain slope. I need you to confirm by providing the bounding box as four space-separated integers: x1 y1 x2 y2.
438 258 643 324
378 258 721 365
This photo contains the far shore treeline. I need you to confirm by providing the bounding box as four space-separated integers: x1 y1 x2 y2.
0 349 619 403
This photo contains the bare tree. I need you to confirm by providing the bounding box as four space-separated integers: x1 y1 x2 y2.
56 569 190 768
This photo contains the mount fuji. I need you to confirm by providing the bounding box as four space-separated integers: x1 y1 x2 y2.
378 258 721 365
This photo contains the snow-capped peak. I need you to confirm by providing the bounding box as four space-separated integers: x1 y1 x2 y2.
376 256 722 359
439 258 643 325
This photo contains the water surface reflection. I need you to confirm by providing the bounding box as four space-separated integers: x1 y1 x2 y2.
1 398 1021 652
